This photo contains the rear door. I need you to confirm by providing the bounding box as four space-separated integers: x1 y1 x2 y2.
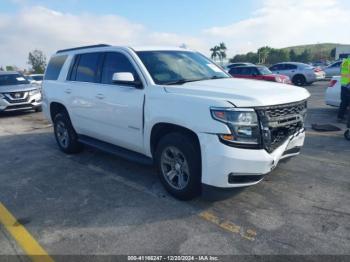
66 52 104 137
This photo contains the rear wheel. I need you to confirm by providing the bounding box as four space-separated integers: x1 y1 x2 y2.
155 133 201 200
53 112 83 154
292 75 306 86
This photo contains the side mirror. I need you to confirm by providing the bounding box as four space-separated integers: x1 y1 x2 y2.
112 72 142 88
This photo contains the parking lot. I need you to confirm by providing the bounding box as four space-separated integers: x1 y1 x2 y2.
0 81 349 260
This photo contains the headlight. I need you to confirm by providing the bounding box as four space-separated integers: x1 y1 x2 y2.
0 93 4 99
211 107 261 148
29 89 41 96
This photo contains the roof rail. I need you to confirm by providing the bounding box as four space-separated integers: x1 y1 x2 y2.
56 44 110 54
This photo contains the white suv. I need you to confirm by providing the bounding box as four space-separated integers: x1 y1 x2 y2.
42 44 310 200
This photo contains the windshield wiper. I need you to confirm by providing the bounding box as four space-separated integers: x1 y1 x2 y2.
163 79 205 85
164 76 228 85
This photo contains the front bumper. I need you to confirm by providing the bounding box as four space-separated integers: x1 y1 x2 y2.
0 93 42 112
198 129 305 188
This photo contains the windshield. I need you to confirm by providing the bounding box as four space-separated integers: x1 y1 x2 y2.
0 74 30 86
32 75 43 81
257 66 273 75
136 51 229 85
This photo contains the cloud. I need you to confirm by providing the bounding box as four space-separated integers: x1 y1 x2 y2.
1 1 350 69
0 6 206 68
203 0 350 55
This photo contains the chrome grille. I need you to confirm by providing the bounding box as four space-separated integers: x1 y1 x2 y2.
3 92 29 104
256 100 307 153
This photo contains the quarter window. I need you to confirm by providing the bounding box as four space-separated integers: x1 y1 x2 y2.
44 55 67 80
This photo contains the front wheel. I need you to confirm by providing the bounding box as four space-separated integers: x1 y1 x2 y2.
35 106 43 112
53 112 83 154
155 133 201 200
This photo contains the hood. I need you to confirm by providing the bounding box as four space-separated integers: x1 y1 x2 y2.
164 78 310 107
0 83 39 93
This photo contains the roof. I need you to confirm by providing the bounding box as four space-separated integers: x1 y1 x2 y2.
55 44 191 54
277 62 309 65
0 71 19 75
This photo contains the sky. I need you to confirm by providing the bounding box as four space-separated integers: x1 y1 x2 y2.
1 0 350 68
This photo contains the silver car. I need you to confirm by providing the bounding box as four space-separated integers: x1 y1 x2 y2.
269 62 325 86
0 71 42 113
323 61 342 78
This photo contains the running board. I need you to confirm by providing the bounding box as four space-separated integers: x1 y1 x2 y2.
78 135 153 166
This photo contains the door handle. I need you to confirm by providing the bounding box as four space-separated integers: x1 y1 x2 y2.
96 94 105 100
65 89 72 94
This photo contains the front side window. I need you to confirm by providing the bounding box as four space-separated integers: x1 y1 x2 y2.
270 64 282 71
136 51 229 85
101 52 139 85
32 75 43 81
75 53 101 83
257 66 273 75
0 74 29 86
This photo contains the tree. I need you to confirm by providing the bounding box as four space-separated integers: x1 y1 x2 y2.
266 49 289 65
28 49 47 74
257 46 272 64
210 43 227 65
299 49 311 63
289 49 298 61
210 46 220 62
219 42 227 62
5 66 14 71
330 48 336 59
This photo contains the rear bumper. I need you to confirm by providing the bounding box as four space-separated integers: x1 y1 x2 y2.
0 93 42 112
198 130 305 188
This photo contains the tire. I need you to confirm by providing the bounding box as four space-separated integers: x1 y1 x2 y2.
53 112 83 154
345 130 350 141
35 106 43 112
292 75 306 86
155 132 201 200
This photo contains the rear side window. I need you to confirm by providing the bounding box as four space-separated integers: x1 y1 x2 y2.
240 67 253 75
74 53 102 83
44 55 67 80
284 64 298 70
101 52 139 85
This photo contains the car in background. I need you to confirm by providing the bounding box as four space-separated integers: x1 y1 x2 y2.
325 76 341 107
323 61 342 79
225 62 255 72
312 61 330 69
269 62 325 86
0 71 42 113
26 74 44 85
229 65 292 84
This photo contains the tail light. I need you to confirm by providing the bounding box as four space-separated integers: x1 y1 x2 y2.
314 68 322 72
329 79 337 87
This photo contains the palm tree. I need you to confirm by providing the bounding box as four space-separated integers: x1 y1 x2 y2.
219 43 227 64
210 43 227 65
210 46 220 62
